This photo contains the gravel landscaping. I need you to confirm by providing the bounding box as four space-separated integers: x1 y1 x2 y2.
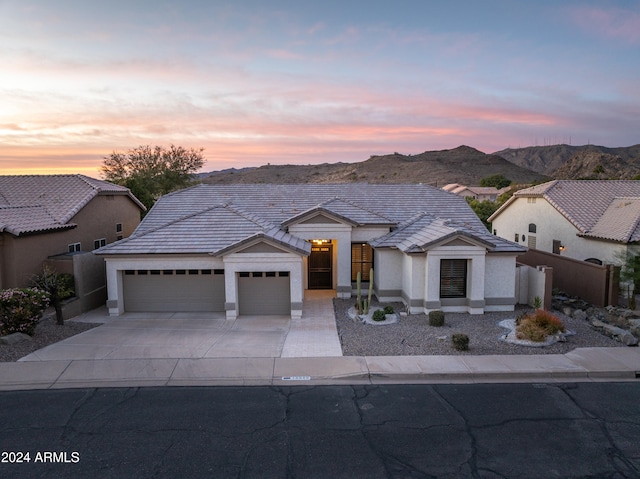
334 299 627 356
0 316 100 363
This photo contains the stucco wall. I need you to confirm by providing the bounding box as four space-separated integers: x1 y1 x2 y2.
0 194 141 288
492 197 626 265
374 249 403 300
484 254 517 311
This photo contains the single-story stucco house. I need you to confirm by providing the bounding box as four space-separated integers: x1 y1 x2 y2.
95 184 526 319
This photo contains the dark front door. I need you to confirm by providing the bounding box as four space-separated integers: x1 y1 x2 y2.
309 245 332 289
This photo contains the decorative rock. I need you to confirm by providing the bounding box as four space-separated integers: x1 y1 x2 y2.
629 319 640 337
562 307 573 316
590 319 638 346
0 332 32 345
572 309 587 321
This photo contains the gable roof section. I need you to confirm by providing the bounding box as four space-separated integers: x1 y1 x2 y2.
282 197 393 227
489 180 640 243
370 212 521 253
97 184 525 255
0 174 145 236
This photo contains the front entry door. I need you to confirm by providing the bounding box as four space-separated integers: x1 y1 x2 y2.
309 245 332 289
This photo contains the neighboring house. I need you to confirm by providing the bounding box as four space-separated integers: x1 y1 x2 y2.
488 180 640 266
442 183 509 202
95 184 525 319
0 174 145 289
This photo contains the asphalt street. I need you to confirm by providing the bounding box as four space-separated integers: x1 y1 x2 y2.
0 383 638 478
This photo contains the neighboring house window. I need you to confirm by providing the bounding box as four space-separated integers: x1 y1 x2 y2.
116 223 123 233
68 242 81 253
440 259 467 298
552 240 562 254
94 238 106 249
514 233 519 243
352 243 373 281
528 236 537 249
528 223 537 233
527 198 536 204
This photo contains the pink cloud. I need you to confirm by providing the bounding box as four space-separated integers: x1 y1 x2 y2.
569 6 640 44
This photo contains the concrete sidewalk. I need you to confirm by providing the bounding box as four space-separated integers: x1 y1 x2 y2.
0 347 638 390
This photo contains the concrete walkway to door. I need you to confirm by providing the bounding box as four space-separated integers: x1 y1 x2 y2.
17 290 343 362
281 290 343 357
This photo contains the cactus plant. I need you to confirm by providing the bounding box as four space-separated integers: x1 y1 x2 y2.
366 267 373 315
356 271 362 314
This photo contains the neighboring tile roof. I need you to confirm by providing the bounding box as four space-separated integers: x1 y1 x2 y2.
489 180 640 243
0 175 145 236
442 183 508 197
97 184 524 256
584 198 640 242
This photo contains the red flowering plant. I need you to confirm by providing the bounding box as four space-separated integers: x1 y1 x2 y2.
0 288 51 336
516 309 565 342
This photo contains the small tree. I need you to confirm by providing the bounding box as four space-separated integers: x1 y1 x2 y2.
101 144 206 212
32 267 75 325
616 250 640 309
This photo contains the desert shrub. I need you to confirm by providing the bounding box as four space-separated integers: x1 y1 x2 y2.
516 309 565 342
372 309 386 322
428 310 445 327
452 333 469 351
383 305 394 315
0 288 50 336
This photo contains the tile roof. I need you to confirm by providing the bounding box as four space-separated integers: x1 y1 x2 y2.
490 180 640 243
0 175 145 236
97 183 524 255
370 213 497 253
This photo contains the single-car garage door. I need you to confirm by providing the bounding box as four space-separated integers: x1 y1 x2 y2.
123 269 225 312
238 271 291 316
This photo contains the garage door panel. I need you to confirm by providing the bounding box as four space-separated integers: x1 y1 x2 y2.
124 271 224 312
238 274 290 316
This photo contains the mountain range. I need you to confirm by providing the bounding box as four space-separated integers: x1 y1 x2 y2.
199 144 640 186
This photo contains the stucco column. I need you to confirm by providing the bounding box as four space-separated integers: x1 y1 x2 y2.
105 262 124 316
223 263 238 320
468 254 486 314
335 231 353 298
424 253 441 312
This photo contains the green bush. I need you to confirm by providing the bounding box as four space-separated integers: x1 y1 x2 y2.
428 310 445 327
452 334 470 351
0 288 51 336
383 305 394 315
372 309 386 322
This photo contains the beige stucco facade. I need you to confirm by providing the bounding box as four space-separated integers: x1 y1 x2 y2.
0 194 140 289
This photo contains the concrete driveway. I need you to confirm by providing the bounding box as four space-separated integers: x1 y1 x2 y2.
19 291 343 361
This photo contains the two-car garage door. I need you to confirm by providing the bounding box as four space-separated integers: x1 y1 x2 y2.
123 269 225 312
122 269 291 315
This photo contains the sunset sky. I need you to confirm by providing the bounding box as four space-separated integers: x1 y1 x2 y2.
1 1 639 176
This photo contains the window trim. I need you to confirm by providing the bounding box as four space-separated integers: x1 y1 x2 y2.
68 242 81 253
440 259 467 298
351 243 374 282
